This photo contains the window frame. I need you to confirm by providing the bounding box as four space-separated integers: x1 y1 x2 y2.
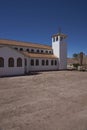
0 57 4 67
31 59 34 66
8 57 14 67
36 59 39 66
46 60 49 66
17 58 22 67
51 60 53 66
20 48 23 51
42 60 45 66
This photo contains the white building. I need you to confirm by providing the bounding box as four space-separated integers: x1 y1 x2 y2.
0 32 67 76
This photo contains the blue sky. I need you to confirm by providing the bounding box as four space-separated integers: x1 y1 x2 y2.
0 0 87 57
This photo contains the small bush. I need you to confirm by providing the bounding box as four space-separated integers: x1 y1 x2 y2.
73 63 80 68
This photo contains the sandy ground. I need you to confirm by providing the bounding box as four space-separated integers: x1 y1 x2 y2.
0 71 87 130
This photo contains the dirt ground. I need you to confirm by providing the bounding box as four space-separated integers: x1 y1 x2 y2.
0 71 87 130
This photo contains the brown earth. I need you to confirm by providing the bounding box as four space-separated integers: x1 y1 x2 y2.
0 71 87 130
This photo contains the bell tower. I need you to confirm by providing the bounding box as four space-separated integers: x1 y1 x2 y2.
52 30 67 70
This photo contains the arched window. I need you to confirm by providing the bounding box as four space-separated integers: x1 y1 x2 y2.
56 37 58 41
42 60 45 66
36 59 39 66
17 58 22 67
14 47 18 50
26 49 29 52
20 48 23 51
0 57 4 67
49 51 52 54
41 50 43 53
46 60 49 65
8 58 14 67
46 50 48 53
51 60 53 65
37 50 39 53
31 59 34 66
31 49 34 52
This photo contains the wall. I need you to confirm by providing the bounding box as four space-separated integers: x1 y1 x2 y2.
27 58 59 72
52 36 67 70
52 37 60 58
0 47 25 76
59 42 67 69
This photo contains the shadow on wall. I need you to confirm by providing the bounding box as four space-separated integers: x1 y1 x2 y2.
0 72 42 78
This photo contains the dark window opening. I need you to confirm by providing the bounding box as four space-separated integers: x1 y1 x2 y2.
36 59 39 66
26 49 29 52
51 60 53 65
41 50 43 53
0 57 4 67
8 58 14 67
46 60 49 65
56 37 58 41
55 60 57 65
42 60 45 66
17 58 22 67
49 51 52 54
31 49 34 52
31 59 34 66
20 48 23 51
37 50 39 53
60 37 63 41
46 50 48 53
14 47 18 50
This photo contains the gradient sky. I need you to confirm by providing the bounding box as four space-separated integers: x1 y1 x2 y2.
0 0 87 57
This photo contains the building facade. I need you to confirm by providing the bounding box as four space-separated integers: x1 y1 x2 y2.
0 32 67 76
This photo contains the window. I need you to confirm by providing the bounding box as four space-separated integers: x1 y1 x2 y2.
26 49 29 52
46 50 48 53
31 49 34 52
49 51 52 54
31 59 34 66
17 58 22 67
41 50 43 53
20 48 23 51
36 59 39 66
14 47 18 50
37 50 39 53
56 37 58 41
42 60 45 66
51 60 53 65
0 57 4 67
8 58 14 67
55 60 57 65
46 60 49 65
60 37 63 41
53 37 55 42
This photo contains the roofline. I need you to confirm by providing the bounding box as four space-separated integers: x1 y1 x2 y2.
52 33 67 38
0 38 52 49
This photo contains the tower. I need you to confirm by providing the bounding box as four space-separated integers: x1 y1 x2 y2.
52 31 67 70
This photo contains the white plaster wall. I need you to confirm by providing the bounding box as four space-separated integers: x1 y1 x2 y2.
52 40 60 58
0 47 25 76
52 36 67 70
27 58 59 72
